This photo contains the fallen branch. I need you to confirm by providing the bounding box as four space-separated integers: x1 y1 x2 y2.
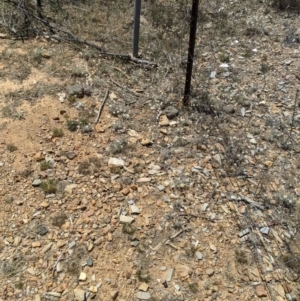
239 195 265 210
2 0 158 67
94 87 109 124
109 77 143 98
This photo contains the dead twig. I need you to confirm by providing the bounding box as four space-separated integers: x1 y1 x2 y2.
94 87 109 124
109 77 143 98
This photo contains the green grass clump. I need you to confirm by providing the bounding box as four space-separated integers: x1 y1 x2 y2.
40 161 53 171
52 128 64 137
40 179 57 194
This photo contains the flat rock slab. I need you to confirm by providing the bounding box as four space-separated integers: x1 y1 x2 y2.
206 268 214 277
255 284 267 297
119 215 134 224
136 291 151 300
108 158 125 167
73 288 86 301
164 268 174 282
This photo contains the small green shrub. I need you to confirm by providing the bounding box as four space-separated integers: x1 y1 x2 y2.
40 179 57 194
40 161 53 171
67 119 79 132
52 128 64 137
7 144 18 152
136 269 151 283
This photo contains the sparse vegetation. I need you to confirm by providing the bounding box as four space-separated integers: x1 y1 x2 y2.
188 282 199 294
40 179 57 194
136 269 151 283
51 212 68 228
52 128 64 137
235 249 248 264
186 245 198 258
67 119 80 132
6 144 18 152
78 157 102 175
122 223 136 235
0 0 300 298
40 160 53 171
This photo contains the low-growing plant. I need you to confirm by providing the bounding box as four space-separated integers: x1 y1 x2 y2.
32 48 43 64
51 212 68 228
67 119 79 132
188 282 198 294
40 179 57 194
40 160 53 171
186 245 198 258
7 144 18 152
71 66 87 78
122 224 136 235
52 128 64 137
235 249 248 264
136 269 151 283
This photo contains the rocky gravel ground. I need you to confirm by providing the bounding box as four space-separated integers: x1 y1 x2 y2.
1 1 300 301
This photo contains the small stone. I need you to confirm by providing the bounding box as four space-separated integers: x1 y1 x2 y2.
39 201 49 209
255 284 267 297
0 162 4 167
137 177 151 183
121 187 130 195
164 268 174 282
206 268 214 277
69 241 76 249
174 284 180 291
27 267 36 275
64 184 78 194
73 288 86 301
141 138 153 146
42 242 53 254
119 215 134 224
86 258 93 267
157 185 165 191
210 244 217 253
89 286 97 293
139 282 149 291
260 227 270 235
210 71 217 78
82 209 94 218
110 290 119 300
56 262 62 272
274 284 285 298
35 294 41 301
239 228 250 237
212 154 222 166
108 158 125 167
32 241 41 248
131 240 140 247
159 115 170 126
195 251 203 260
32 179 42 187
65 151 76 160
34 153 44 161
79 272 87 281
163 106 179 119
136 291 151 300
46 292 61 298
130 205 141 214
202 203 208 212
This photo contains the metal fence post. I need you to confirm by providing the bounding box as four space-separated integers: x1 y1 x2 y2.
133 0 142 58
183 0 199 106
